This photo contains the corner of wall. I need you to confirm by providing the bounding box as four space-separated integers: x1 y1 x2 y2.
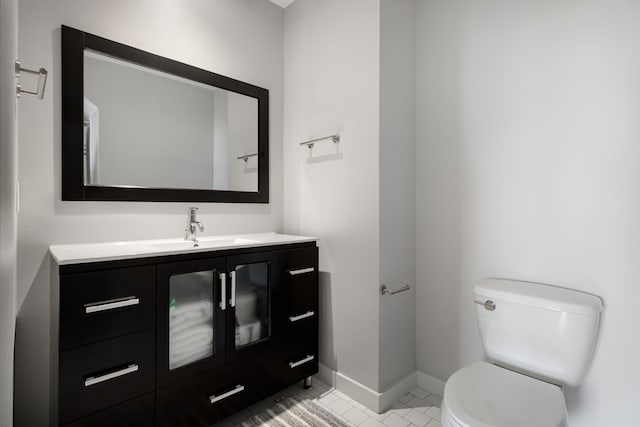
319 363 418 414
0 0 18 424
416 370 446 397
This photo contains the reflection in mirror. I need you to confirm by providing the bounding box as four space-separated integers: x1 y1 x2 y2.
61 25 268 203
83 50 258 192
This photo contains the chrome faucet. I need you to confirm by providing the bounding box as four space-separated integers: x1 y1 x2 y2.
185 207 204 242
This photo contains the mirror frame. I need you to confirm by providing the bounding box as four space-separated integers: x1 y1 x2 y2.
61 25 269 203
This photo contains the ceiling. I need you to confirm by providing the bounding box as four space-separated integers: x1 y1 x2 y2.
269 0 295 8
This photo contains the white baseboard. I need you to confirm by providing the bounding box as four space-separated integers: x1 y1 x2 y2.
335 370 381 411
316 364 417 413
316 362 336 387
417 371 446 396
378 371 417 412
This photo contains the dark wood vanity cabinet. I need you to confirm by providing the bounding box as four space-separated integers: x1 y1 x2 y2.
53 242 318 426
270 247 320 390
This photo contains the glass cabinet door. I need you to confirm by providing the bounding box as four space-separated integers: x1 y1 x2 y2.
227 252 277 359
168 270 215 370
233 262 269 349
157 258 226 387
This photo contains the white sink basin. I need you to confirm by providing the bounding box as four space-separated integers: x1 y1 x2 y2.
149 237 259 251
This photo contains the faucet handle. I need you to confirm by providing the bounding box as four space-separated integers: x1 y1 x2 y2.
187 207 198 221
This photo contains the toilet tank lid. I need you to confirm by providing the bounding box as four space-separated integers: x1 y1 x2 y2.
475 279 603 314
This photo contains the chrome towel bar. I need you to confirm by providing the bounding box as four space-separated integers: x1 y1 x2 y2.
299 134 340 148
15 60 48 99
236 153 258 162
380 284 410 296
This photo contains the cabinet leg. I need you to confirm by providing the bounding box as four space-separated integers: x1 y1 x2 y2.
303 376 312 389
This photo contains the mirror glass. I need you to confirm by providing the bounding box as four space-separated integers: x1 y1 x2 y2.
61 25 269 203
83 50 258 192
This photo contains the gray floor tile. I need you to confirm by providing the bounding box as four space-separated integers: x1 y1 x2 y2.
404 409 432 427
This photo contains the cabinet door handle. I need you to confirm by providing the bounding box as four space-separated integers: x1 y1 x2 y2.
84 296 139 314
288 267 315 276
84 363 139 387
219 273 226 311
289 355 314 369
209 384 245 404
230 270 236 308
289 311 315 323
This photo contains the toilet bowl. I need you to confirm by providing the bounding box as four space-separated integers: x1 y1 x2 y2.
442 362 566 427
441 279 602 427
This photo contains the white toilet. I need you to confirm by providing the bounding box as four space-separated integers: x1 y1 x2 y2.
441 278 603 427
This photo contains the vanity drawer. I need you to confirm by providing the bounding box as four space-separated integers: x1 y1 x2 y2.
269 323 318 389
280 348 318 387
62 392 154 427
276 247 318 296
60 265 156 349
281 317 318 356
272 294 318 338
285 281 319 315
156 359 263 427
59 330 156 424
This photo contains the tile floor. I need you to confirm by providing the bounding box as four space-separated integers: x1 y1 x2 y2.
215 379 442 427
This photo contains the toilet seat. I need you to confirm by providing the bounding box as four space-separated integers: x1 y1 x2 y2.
443 362 567 427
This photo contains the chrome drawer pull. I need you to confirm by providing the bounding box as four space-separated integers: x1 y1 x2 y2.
288 267 315 276
210 384 245 404
289 355 314 369
84 364 138 387
85 296 139 314
289 311 315 323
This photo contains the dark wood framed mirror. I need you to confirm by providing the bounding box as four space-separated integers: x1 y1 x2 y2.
61 25 269 203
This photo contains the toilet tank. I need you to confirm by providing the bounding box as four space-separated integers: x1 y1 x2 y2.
474 279 603 387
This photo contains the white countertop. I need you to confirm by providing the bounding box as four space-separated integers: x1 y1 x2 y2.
49 232 318 265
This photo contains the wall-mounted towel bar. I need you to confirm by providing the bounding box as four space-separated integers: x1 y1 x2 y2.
300 134 341 162
380 284 410 296
299 134 340 149
237 153 258 172
15 60 48 99
237 153 258 162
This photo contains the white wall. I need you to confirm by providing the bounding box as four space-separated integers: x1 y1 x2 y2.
283 0 382 391
15 1 284 425
416 1 640 425
0 0 18 424
378 0 416 391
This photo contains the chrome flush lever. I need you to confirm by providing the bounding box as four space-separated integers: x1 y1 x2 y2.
475 300 496 311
